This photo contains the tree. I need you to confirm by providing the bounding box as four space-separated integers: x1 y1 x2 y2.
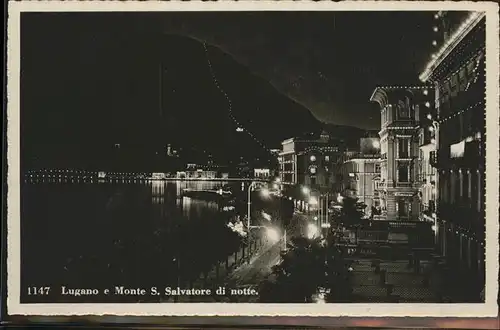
261 236 326 303
338 196 366 229
325 246 354 302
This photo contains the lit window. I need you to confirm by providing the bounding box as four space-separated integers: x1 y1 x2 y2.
310 155 316 162
324 156 330 162
310 167 317 174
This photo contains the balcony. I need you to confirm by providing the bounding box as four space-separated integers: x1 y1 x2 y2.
396 181 413 188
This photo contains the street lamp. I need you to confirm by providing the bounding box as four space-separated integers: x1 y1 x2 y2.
266 227 281 243
302 186 310 195
247 182 270 229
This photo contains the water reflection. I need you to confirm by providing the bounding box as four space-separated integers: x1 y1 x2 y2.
21 179 241 302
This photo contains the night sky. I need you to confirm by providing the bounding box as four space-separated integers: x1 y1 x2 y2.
159 11 437 127
20 11 438 168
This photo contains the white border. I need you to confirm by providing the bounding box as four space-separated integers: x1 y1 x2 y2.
6 1 499 317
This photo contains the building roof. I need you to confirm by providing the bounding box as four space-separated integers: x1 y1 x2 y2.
369 85 431 109
419 11 485 82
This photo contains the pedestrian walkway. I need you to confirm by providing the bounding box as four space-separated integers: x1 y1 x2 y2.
163 239 274 302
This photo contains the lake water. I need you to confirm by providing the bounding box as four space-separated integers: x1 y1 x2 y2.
20 179 248 302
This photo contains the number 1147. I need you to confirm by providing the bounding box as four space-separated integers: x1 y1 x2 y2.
27 287 51 295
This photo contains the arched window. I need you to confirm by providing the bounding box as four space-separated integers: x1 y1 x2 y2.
397 100 410 119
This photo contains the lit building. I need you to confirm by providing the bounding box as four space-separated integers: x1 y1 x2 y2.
339 137 382 215
419 11 486 298
279 131 342 192
416 90 438 221
176 170 217 179
254 168 271 179
370 85 433 221
340 154 381 215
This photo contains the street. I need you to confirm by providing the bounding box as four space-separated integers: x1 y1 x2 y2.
221 210 314 302
175 210 312 302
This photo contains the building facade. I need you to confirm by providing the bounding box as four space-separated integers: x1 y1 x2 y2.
254 168 271 179
419 11 486 298
339 137 382 215
370 86 433 221
340 153 381 215
279 131 342 192
417 121 438 222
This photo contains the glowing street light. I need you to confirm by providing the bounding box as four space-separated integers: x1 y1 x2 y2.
302 186 310 195
307 223 319 239
248 183 272 229
337 195 344 203
266 227 281 243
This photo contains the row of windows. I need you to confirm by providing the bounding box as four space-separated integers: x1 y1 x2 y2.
439 106 485 147
342 162 381 175
381 97 420 125
439 53 485 119
440 52 483 101
439 170 483 213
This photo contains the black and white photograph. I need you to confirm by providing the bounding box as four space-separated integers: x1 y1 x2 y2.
6 1 499 317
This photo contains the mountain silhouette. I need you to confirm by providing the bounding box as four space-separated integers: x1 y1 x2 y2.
21 30 370 171
156 34 323 165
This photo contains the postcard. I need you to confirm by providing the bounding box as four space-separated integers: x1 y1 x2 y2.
5 0 499 317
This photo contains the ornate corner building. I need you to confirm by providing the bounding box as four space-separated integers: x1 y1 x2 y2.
419 11 486 297
370 86 434 222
